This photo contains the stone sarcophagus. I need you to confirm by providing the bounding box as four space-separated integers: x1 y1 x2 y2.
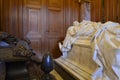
55 38 98 80
54 20 99 80
0 32 35 80
0 32 35 61
55 21 120 80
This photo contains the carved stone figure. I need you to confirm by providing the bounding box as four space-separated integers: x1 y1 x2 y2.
0 32 36 80
59 20 102 58
0 32 35 61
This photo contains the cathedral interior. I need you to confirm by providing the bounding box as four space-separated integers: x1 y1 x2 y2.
0 0 120 80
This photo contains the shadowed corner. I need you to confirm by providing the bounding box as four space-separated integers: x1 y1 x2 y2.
41 52 56 80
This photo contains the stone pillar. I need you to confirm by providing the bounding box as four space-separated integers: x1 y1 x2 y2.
81 2 91 20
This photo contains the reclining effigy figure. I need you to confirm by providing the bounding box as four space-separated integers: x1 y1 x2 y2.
0 32 37 80
58 20 120 80
0 32 35 61
91 21 120 80
59 20 102 57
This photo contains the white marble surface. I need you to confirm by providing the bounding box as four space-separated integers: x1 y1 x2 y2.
50 70 63 80
55 40 98 80
55 58 92 80
57 21 120 80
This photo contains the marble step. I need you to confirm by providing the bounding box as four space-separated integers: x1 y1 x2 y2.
55 57 95 80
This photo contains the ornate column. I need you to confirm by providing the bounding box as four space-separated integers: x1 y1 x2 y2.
79 0 92 20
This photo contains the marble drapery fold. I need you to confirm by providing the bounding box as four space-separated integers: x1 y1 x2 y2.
92 21 120 80
59 20 120 80
59 20 101 58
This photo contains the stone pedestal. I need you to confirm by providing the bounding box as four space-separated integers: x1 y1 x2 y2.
55 39 98 80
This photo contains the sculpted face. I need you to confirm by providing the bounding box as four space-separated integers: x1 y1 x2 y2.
73 21 80 26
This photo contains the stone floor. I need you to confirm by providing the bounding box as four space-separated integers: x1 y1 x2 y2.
28 61 63 80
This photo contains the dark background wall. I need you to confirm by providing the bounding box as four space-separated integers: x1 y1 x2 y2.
0 0 80 58
0 0 23 38
0 0 120 58
0 0 2 30
91 0 120 23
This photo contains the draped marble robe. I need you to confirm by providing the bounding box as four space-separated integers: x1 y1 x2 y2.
92 21 120 80
59 20 101 58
